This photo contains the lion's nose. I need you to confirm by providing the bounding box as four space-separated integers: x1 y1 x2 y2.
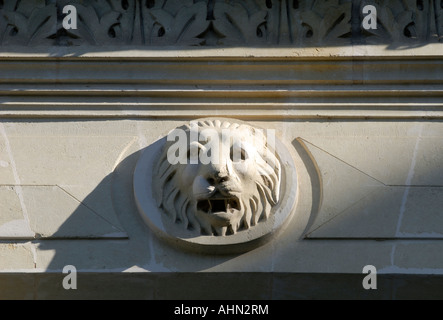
206 174 230 186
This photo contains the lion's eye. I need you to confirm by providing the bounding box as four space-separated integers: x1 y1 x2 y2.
230 146 247 162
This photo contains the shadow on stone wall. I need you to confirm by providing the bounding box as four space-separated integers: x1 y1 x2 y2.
41 143 244 275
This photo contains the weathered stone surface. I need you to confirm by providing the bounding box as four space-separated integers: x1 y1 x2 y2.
0 243 35 270
0 187 33 239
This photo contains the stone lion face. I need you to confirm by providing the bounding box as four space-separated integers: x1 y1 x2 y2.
154 119 281 236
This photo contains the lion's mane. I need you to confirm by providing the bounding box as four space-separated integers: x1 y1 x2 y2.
153 119 281 236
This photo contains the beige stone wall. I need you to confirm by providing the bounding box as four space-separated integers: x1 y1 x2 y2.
0 0 443 299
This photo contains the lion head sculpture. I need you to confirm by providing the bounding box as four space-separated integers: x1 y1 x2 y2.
153 119 281 236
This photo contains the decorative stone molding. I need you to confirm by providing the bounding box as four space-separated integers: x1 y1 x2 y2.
133 118 297 253
361 0 443 44
0 0 442 47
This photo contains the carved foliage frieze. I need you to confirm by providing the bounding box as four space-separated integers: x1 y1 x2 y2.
0 0 442 46
361 0 443 43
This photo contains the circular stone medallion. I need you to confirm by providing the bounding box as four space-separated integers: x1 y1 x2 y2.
134 118 297 253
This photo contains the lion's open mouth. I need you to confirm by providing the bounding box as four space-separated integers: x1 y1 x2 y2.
197 197 241 214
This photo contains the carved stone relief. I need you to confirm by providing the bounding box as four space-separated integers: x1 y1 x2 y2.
0 0 441 46
133 118 297 253
361 0 443 43
0 1 57 46
154 119 282 236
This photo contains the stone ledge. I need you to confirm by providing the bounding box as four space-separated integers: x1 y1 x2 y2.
1 272 443 300
0 50 442 119
0 45 442 59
